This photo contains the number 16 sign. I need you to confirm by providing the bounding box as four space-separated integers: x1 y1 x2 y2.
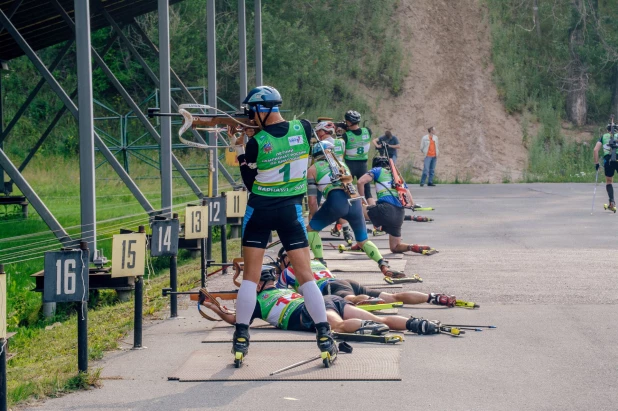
112 233 147 277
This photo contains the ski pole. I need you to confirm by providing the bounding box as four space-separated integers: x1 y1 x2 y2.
591 168 600 215
442 324 496 329
270 355 321 376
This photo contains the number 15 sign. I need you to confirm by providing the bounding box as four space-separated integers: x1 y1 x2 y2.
112 233 147 277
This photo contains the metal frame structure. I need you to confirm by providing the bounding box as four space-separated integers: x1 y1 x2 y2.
0 0 263 254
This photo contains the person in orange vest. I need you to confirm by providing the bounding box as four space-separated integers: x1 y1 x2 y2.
420 126 439 187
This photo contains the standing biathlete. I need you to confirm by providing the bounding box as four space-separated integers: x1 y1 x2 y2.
340 110 374 204
234 86 336 368
358 156 438 255
594 123 618 211
314 121 353 244
306 142 405 278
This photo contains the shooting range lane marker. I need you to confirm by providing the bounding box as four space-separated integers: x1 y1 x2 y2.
169 344 401 381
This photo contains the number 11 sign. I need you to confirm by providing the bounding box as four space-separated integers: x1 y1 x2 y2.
112 233 147 277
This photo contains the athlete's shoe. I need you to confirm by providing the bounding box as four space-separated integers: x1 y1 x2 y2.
406 317 440 335
409 244 439 255
355 320 390 335
372 228 387 236
232 323 250 368
380 262 406 278
330 224 343 237
430 293 457 307
315 322 338 367
343 229 354 244
404 215 433 222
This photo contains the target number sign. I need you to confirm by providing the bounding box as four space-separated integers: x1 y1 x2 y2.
185 205 209 239
225 191 247 217
44 250 89 303
112 233 147 277
150 219 180 257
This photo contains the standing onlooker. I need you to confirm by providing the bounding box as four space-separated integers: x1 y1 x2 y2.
420 126 439 187
373 130 401 163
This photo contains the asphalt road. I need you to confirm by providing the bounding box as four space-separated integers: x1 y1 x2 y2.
24 183 618 411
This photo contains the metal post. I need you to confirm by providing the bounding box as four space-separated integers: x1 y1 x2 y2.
75 0 97 259
200 198 207 287
221 223 227 264
0 264 6 411
0 9 155 215
77 241 88 373
133 225 145 349
170 213 178 318
238 0 248 103
0 149 74 246
0 71 5 195
207 0 218 197
159 0 173 217
207 227 213 261
254 0 263 86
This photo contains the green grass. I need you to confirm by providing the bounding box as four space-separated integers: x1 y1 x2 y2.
6 239 239 406
0 152 242 405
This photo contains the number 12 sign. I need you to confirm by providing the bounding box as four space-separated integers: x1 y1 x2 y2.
112 233 147 277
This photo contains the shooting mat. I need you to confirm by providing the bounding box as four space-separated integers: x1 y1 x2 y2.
169 344 401 381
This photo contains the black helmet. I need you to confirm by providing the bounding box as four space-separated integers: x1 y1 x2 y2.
372 156 390 168
242 86 282 108
260 265 277 283
344 110 361 124
277 247 291 269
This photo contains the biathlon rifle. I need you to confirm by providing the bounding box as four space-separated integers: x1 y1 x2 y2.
147 104 258 149
380 147 413 207
313 132 366 205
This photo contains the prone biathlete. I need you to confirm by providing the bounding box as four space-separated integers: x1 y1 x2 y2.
594 123 618 211
277 248 459 307
306 142 405 277
358 156 438 255
203 266 447 339
234 85 336 368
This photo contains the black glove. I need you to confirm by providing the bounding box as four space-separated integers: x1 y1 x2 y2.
596 163 600 171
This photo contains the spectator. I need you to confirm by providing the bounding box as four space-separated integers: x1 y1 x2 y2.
373 130 401 162
420 126 439 187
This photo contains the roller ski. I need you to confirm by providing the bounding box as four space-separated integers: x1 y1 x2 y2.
357 302 404 312
408 244 439 256
383 274 423 284
380 261 406 279
455 299 480 309
410 204 434 211
406 317 464 337
232 323 250 368
333 332 404 344
337 243 362 253
404 215 433 222
604 202 616 213
315 322 338 368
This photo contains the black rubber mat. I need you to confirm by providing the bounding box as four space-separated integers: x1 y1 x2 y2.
169 344 401 381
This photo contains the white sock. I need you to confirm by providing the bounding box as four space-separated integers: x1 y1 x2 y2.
298 281 328 324
236 280 257 325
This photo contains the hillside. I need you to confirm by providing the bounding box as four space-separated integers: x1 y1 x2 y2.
363 0 527 183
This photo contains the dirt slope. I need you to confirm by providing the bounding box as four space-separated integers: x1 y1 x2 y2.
364 0 527 183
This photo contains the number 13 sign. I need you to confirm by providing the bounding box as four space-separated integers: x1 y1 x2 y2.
112 233 147 277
